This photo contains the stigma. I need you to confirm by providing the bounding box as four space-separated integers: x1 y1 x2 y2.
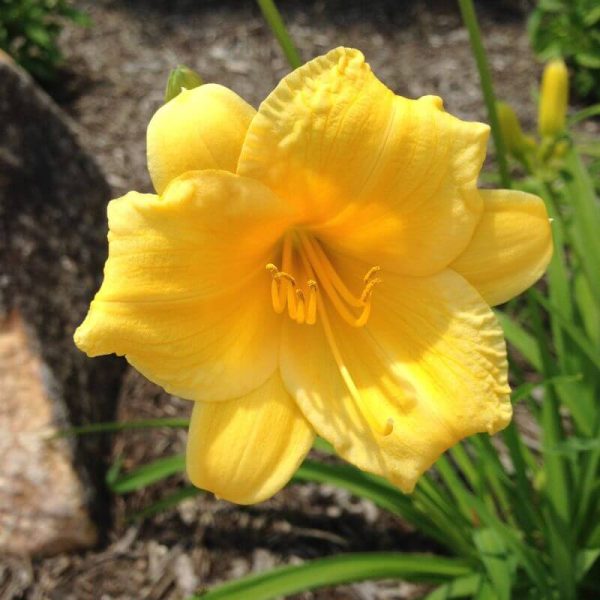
266 232 381 328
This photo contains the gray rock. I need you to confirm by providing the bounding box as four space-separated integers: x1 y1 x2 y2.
0 52 125 552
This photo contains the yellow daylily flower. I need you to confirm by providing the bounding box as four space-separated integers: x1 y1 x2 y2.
75 48 553 504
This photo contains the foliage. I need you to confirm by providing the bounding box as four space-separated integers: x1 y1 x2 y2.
0 0 89 80
71 1 600 598
528 0 600 101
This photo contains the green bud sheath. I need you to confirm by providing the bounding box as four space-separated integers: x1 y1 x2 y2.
164 65 204 103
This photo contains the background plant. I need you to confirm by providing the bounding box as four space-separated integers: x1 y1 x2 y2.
0 0 88 80
69 0 600 597
528 0 600 101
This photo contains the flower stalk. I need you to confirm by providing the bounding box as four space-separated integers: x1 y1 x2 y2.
256 0 302 69
457 0 511 189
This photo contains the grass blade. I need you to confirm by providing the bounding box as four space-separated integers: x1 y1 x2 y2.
109 454 185 494
294 460 474 556
424 574 486 599
130 485 202 522
256 0 302 69
191 553 473 600
293 460 419 521
529 288 600 372
457 0 510 188
472 528 515 600
52 417 190 438
495 311 542 371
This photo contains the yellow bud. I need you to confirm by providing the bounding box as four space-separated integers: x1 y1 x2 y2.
164 65 203 103
496 101 532 157
538 59 569 138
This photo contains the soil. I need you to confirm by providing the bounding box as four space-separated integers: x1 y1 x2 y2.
0 1 577 598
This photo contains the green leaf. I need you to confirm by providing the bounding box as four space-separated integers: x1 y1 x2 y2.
576 549 600 581
584 7 600 26
52 417 190 438
24 24 52 48
473 528 515 600
529 289 600 373
312 437 335 454
293 460 415 519
191 553 473 600
575 53 600 69
467 497 552 596
563 149 600 304
568 103 600 126
130 485 202 521
293 460 473 556
495 311 542 371
424 574 486 599
109 454 185 494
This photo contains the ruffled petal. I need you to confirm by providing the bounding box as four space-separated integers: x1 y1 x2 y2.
147 84 255 194
186 371 315 504
238 47 489 276
74 171 292 401
280 259 511 492
451 189 553 306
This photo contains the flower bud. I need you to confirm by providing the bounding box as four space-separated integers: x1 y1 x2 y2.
497 101 535 157
164 65 203 103
538 59 569 138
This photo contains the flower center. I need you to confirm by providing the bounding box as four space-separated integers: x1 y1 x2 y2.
266 231 392 437
266 231 381 328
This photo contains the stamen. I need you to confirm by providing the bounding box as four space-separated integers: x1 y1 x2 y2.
306 281 318 325
270 278 285 313
360 278 382 303
267 232 380 329
302 234 364 308
297 234 373 328
364 266 381 283
295 289 306 324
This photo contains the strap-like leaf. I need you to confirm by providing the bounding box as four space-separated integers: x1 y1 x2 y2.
191 553 473 600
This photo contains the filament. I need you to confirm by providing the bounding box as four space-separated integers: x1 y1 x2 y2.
266 231 381 329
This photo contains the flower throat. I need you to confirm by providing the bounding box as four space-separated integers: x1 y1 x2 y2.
266 231 381 327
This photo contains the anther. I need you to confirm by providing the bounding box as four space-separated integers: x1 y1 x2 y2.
364 266 381 283
266 263 296 285
360 278 382 303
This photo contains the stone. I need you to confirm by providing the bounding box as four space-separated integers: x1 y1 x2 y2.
0 313 97 555
0 52 125 551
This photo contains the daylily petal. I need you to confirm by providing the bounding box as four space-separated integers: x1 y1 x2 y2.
451 189 553 306
280 259 511 492
238 47 489 276
147 84 255 194
74 171 292 401
186 371 315 504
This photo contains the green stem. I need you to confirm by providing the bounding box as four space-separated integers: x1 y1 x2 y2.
256 0 302 69
457 0 511 188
